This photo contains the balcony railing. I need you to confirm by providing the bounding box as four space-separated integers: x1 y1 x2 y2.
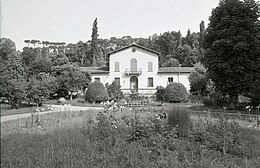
125 68 142 75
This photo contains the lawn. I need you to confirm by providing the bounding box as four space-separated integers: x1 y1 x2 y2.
0 98 103 117
1 104 260 168
0 103 51 117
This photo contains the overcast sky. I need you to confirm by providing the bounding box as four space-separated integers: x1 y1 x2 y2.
1 0 220 51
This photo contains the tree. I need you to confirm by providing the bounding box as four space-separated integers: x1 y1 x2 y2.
0 38 26 108
202 0 260 104
162 57 180 67
90 18 105 67
105 81 123 101
188 62 208 96
26 73 57 106
199 20 206 56
0 38 16 61
52 63 91 100
175 45 199 67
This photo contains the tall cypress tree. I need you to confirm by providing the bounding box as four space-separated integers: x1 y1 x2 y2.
90 18 104 67
202 0 260 103
199 20 205 55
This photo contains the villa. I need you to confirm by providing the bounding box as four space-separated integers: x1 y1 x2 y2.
81 44 194 95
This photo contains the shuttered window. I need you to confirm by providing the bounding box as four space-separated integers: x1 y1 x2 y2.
148 78 154 87
115 78 120 86
168 77 173 83
115 62 119 72
94 78 100 82
130 58 137 72
148 62 153 72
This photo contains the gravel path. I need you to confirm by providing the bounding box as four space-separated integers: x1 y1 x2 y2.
0 105 103 122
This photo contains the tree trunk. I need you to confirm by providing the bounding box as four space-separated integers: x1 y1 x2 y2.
70 93 73 101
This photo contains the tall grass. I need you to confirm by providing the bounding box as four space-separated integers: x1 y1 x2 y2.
167 106 191 137
1 106 260 168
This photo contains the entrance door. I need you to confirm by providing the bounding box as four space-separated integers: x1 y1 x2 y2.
130 76 138 93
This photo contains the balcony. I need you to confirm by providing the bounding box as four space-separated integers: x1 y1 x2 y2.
125 68 142 75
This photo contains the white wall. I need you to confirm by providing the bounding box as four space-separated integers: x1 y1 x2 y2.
90 46 191 95
109 46 158 92
91 74 110 85
158 73 191 92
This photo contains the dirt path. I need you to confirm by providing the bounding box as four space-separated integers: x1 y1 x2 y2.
0 105 103 122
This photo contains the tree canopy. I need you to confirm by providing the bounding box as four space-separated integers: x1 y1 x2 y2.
202 0 260 103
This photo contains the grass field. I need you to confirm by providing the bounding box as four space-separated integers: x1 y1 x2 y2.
0 103 51 117
0 98 103 117
1 104 260 168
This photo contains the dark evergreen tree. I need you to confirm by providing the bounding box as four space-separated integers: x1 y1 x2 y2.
90 18 104 67
202 0 260 103
199 20 206 55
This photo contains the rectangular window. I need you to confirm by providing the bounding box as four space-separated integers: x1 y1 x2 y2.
114 78 120 86
148 77 154 87
115 62 119 72
148 62 153 72
94 78 100 82
168 77 173 83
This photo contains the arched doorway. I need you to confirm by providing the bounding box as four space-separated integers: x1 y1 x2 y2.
130 76 138 93
130 58 137 72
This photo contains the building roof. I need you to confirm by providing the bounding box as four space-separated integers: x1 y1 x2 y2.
158 67 194 73
107 43 160 56
80 66 109 74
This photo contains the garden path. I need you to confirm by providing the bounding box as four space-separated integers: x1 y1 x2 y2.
0 105 103 122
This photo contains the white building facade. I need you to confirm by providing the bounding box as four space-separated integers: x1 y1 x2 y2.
81 44 193 95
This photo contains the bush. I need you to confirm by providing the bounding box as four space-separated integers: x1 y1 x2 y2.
202 92 227 107
105 81 124 101
188 95 204 104
155 86 166 102
165 82 188 102
191 117 260 158
85 81 108 103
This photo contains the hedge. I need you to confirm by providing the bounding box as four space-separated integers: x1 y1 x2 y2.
85 81 108 103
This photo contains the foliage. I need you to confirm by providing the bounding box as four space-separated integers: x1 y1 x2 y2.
1 105 260 168
192 117 260 158
0 38 16 61
188 62 208 96
0 38 26 108
202 0 260 103
188 95 204 104
165 82 188 102
90 18 105 67
162 57 180 67
247 79 260 106
85 81 108 103
18 25 207 67
25 73 57 106
155 86 166 102
105 81 123 101
167 106 191 137
3 106 260 167
202 92 228 107
52 63 91 99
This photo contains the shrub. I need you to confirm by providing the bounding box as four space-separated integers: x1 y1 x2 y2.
188 95 204 104
85 81 108 103
155 86 166 102
165 82 188 102
167 106 191 137
105 81 124 101
191 117 260 158
202 92 227 107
